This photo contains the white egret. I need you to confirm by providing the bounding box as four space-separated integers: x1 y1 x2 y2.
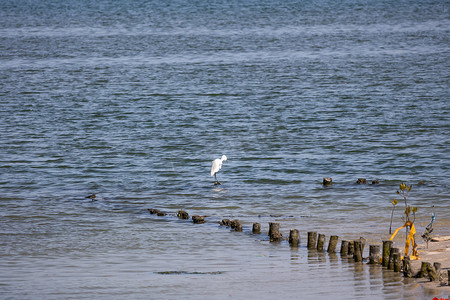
211 155 227 185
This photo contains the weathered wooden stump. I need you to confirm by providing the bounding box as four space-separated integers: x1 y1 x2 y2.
231 219 242 232
433 262 441 274
307 232 317 250
192 215 205 224
269 222 282 242
393 253 401 272
252 222 261 234
402 256 413 278
323 177 332 185
289 229 300 246
359 237 366 254
416 262 430 278
177 210 189 219
388 247 399 270
340 240 349 256
220 219 232 227
356 178 367 184
347 241 355 256
369 245 381 264
317 234 326 251
382 240 393 267
427 264 438 281
327 235 339 253
353 240 362 263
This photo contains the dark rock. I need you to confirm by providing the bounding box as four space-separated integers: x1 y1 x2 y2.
356 178 367 184
148 208 160 215
323 177 332 185
220 219 232 227
192 215 205 224
177 210 189 219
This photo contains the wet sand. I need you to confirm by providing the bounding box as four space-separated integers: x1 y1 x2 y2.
410 235 450 294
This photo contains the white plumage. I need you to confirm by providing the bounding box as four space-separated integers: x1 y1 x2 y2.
211 155 227 184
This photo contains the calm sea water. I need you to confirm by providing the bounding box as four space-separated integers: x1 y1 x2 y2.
1 0 449 299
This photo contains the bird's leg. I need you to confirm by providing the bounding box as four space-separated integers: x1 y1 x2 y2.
214 173 221 185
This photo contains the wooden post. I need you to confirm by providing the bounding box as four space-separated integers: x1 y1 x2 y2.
340 240 349 256
393 253 401 272
388 247 399 270
416 262 430 278
327 235 339 253
289 229 300 246
353 240 362 262
427 264 438 281
347 241 354 256
369 245 381 264
402 256 413 278
382 241 393 267
307 232 317 250
269 222 282 242
433 262 441 274
359 237 366 255
317 234 326 251
252 222 261 234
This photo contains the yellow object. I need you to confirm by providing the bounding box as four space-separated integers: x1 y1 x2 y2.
389 221 419 260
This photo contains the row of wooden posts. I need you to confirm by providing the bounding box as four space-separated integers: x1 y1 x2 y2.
148 208 448 285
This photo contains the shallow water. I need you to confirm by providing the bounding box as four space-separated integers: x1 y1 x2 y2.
1 0 449 299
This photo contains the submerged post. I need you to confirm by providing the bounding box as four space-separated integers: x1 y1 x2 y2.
289 229 300 247
388 248 399 270
317 234 326 251
382 240 393 267
347 241 354 256
417 262 430 278
427 264 438 281
327 235 339 253
402 256 413 278
340 240 349 256
252 222 261 234
369 245 381 264
433 262 441 274
359 237 366 255
393 253 401 272
269 222 282 242
353 240 362 263
307 232 317 250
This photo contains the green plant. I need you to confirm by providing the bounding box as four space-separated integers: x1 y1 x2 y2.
393 183 418 239
389 199 398 234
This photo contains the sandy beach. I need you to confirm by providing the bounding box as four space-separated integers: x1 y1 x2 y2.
409 236 450 296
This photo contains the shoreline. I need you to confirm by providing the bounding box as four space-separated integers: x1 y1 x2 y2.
409 235 450 294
